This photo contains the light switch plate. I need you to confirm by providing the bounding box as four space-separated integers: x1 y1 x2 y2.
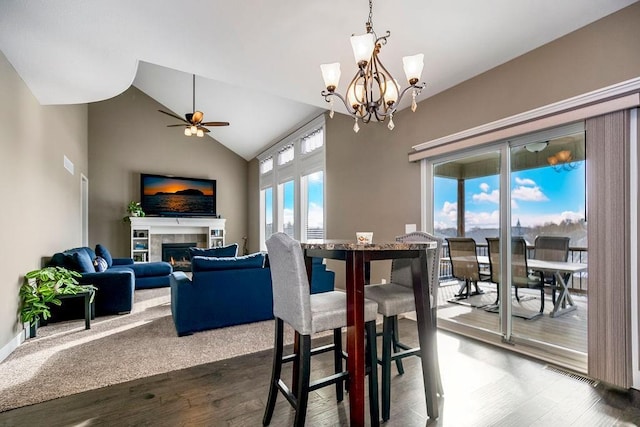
405 224 417 233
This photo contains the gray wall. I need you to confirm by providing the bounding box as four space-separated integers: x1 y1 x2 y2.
0 52 88 351
88 86 249 257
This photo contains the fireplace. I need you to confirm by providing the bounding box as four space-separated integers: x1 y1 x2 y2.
162 242 197 272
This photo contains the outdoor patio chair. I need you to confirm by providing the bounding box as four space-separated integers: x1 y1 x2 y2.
533 235 571 305
486 237 545 320
263 232 380 427
364 231 444 421
446 237 490 301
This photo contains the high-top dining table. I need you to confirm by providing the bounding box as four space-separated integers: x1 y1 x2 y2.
301 240 439 426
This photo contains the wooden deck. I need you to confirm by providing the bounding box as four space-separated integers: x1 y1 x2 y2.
436 281 587 355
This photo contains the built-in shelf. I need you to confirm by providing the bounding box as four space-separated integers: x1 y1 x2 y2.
129 216 226 262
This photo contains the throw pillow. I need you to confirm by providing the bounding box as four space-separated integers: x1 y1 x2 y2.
191 252 266 272
188 243 238 260
95 244 113 267
71 250 95 273
93 256 108 272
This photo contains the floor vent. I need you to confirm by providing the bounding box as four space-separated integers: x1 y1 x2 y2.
544 365 599 387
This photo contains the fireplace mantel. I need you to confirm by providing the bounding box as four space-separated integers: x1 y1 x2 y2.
129 217 226 262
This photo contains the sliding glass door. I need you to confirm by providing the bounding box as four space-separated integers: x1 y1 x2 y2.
432 148 502 337
428 123 588 368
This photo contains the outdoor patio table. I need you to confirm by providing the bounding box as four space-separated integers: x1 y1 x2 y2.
475 255 587 317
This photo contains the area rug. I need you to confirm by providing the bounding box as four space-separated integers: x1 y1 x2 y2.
0 288 290 412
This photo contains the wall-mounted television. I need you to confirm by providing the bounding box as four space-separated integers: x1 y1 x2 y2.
140 173 216 217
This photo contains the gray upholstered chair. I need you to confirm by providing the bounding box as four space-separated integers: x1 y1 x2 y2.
263 232 380 427
364 231 443 422
486 237 545 320
446 237 490 301
533 235 570 305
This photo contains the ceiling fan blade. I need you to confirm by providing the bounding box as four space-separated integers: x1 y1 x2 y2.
158 110 188 123
200 127 211 133
201 121 230 126
191 111 204 124
166 124 187 127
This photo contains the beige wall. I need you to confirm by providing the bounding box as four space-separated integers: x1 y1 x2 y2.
88 86 248 257
0 52 88 351
321 3 640 285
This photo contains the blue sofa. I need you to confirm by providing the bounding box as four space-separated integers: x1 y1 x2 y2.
170 254 335 336
49 245 172 316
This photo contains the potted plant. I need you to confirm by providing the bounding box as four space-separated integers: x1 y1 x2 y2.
20 266 97 337
123 201 145 223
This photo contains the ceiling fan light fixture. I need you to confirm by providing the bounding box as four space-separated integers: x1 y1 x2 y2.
184 128 191 136
196 128 204 137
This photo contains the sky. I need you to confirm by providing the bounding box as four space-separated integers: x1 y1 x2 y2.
434 162 586 230
142 175 214 196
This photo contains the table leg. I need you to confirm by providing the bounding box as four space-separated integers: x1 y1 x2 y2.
83 292 91 330
550 272 577 318
346 251 366 426
412 252 439 419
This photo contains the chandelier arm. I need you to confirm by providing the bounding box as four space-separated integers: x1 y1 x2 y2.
321 90 359 117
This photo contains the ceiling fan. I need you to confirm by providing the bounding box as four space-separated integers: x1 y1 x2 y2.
158 74 229 137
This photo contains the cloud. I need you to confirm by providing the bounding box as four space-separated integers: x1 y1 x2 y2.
306 202 324 228
473 189 500 204
466 210 500 228
479 182 490 192
305 171 323 183
511 185 549 202
512 210 584 227
515 177 536 186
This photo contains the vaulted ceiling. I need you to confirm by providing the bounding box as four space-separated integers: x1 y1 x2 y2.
0 0 635 159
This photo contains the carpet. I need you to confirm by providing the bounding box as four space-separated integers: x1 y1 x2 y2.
0 288 291 413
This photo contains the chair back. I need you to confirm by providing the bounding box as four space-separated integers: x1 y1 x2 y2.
511 237 531 287
391 232 443 303
265 232 312 335
486 237 501 284
446 237 481 281
533 236 570 262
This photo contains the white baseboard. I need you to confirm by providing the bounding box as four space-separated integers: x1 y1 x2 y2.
0 329 25 363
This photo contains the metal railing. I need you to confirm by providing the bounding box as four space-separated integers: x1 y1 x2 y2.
438 243 588 293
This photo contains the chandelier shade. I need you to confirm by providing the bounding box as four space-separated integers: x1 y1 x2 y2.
320 0 426 132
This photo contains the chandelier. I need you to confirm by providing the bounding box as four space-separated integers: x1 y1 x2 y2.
547 149 580 172
320 0 426 133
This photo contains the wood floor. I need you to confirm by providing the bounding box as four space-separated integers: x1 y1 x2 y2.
1 319 639 427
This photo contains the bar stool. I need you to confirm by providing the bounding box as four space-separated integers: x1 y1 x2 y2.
364 231 443 422
263 232 380 427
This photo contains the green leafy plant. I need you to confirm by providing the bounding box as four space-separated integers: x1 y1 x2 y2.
123 201 145 223
20 266 97 325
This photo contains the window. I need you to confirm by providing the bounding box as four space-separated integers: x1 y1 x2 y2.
262 187 273 239
302 171 324 239
258 116 325 248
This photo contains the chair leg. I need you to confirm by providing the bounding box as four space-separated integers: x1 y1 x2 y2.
381 316 393 422
515 287 521 302
366 320 380 427
293 334 311 427
539 288 545 314
333 328 344 402
263 318 284 426
391 316 404 375
431 309 444 397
